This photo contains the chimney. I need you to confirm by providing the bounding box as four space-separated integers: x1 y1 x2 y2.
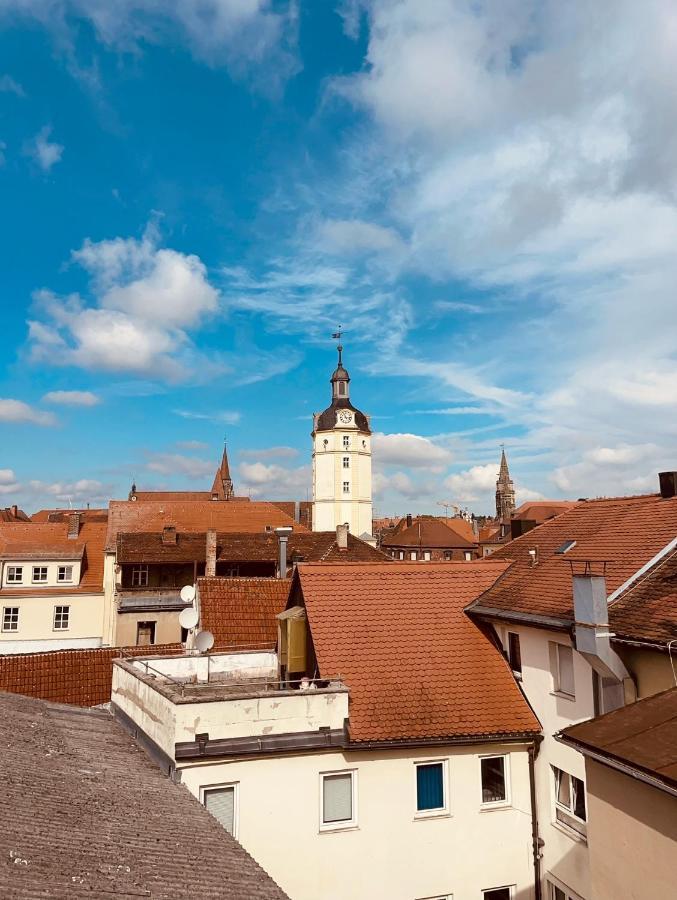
161 525 177 545
67 512 81 540
572 568 631 710
659 471 677 499
275 526 293 578
205 530 217 577
406 513 412 528
336 523 349 551
10 505 17 519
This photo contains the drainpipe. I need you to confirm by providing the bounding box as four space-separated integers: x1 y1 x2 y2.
529 741 543 900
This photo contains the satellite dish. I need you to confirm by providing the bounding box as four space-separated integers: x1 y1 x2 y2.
195 630 214 653
179 607 199 630
180 584 196 603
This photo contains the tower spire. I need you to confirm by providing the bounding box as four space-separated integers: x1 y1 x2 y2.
495 444 516 525
211 440 234 500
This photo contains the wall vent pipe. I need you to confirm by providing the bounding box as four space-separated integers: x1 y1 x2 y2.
205 530 217 577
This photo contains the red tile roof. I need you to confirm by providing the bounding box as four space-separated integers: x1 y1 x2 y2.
471 493 677 624
382 516 477 550
608 544 677 644
0 644 182 707
198 577 291 649
294 561 540 744
0 521 107 596
0 506 30 523
512 500 578 524
31 508 109 524
0 691 289 899
106 499 306 551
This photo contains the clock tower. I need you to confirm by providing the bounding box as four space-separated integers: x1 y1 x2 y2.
312 342 373 537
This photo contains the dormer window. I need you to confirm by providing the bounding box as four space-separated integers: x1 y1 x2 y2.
32 566 48 583
6 566 23 584
58 565 73 583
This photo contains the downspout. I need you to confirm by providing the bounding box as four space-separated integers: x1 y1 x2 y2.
528 741 543 900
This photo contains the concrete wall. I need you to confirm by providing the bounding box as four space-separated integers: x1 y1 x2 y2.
585 759 677 900
179 742 536 900
114 610 183 647
131 650 277 682
0 591 105 652
111 662 178 758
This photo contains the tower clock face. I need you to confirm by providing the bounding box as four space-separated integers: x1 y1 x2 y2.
338 410 353 425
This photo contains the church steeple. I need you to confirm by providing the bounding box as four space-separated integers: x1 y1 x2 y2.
495 446 516 524
211 442 234 500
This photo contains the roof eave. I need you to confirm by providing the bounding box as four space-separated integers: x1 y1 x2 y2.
467 603 573 632
347 730 542 750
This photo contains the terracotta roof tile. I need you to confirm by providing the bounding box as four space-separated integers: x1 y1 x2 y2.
608 545 677 643
382 517 477 550
0 644 181 707
0 691 289 898
0 507 30 523
198 577 291 648
295 561 540 743
106 500 307 551
472 493 677 623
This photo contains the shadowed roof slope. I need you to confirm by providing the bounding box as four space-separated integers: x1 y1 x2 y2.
198 577 291 648
608 545 677 644
106 499 306 550
471 493 677 622
295 561 540 744
0 691 288 899
382 517 477 549
511 500 578 523
559 686 677 794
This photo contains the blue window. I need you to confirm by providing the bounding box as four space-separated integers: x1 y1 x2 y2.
416 762 445 812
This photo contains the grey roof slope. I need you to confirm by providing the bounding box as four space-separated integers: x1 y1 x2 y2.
0 691 289 899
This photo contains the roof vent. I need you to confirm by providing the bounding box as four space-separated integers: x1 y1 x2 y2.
658 471 677 499
161 525 177 545
528 547 538 566
555 540 576 555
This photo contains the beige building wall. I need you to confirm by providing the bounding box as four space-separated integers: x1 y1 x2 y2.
114 610 182 647
313 425 372 536
585 760 677 900
615 645 675 699
178 742 535 900
0 591 105 653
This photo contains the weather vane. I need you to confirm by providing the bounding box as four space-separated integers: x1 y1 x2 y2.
332 326 345 364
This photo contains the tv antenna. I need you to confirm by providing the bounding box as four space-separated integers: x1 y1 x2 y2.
437 500 460 520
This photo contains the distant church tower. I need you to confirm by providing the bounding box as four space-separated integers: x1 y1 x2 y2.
312 341 372 537
211 443 234 500
495 447 516 524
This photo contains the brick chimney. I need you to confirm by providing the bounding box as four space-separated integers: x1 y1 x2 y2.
161 525 177 545
336 523 349 551
659 471 677 498
10 505 17 519
406 513 412 528
205 530 217 577
67 512 81 540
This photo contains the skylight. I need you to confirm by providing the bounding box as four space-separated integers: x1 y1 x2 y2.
555 540 577 555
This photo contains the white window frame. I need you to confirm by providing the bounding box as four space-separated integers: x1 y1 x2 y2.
2 606 19 632
342 435 350 449
342 456 350 469
342 481 350 494
32 565 48 584
410 550 417 560
552 766 587 839
506 631 522 679
423 551 431 561
131 564 149 587
417 895 452 900
53 605 70 631
398 551 404 560
6 566 23 584
547 876 584 900
319 769 358 832
57 565 73 583
550 642 575 698
463 551 473 561
414 758 450 820
200 782 239 839
479 753 510 809
482 887 515 900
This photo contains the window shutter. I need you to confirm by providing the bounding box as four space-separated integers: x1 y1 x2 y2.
204 787 235 834
558 645 575 695
323 773 352 823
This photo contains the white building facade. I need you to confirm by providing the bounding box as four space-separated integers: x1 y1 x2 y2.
312 345 372 538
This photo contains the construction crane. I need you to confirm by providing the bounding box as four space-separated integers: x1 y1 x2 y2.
437 501 460 520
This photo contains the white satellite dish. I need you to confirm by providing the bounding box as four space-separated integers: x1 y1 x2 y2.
179 607 199 630
195 630 214 653
180 584 196 603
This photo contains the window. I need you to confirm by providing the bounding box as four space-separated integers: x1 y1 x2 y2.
443 551 452 561
507 632 522 677
136 621 156 646
342 481 350 494
57 565 73 583
410 551 417 560
481 755 508 805
550 642 575 697
53 605 70 630
32 566 48 583
6 566 23 584
202 784 237 837
2 607 19 632
320 771 356 830
343 435 350 449
553 767 587 837
547 880 581 900
342 456 350 469
483 889 513 900
423 551 431 561
464 551 473 561
338 381 346 396
398 551 405 560
415 760 447 816
132 564 149 587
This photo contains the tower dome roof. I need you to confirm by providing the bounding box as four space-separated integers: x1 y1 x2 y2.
314 344 370 434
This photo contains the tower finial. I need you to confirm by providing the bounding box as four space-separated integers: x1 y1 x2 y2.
332 327 344 366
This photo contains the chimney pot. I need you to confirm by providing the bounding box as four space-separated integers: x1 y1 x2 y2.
10 505 17 518
336 523 349 550
205 530 217 577
658 471 677 499
406 513 412 528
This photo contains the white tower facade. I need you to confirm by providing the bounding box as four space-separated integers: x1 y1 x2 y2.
312 344 372 537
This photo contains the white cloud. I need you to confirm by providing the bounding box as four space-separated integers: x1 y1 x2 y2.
317 218 406 258
42 390 101 406
0 468 20 495
239 446 299 460
0 399 56 426
175 439 209 450
174 409 241 425
145 453 215 479
372 432 451 472
27 478 112 503
444 463 498 502
0 74 25 96
28 225 221 381
238 460 311 499
26 125 63 171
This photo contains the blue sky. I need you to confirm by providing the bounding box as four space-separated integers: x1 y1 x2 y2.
1 1 677 516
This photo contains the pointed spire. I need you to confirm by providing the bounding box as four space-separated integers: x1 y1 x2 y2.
495 445 516 523
499 445 510 478
211 442 234 500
